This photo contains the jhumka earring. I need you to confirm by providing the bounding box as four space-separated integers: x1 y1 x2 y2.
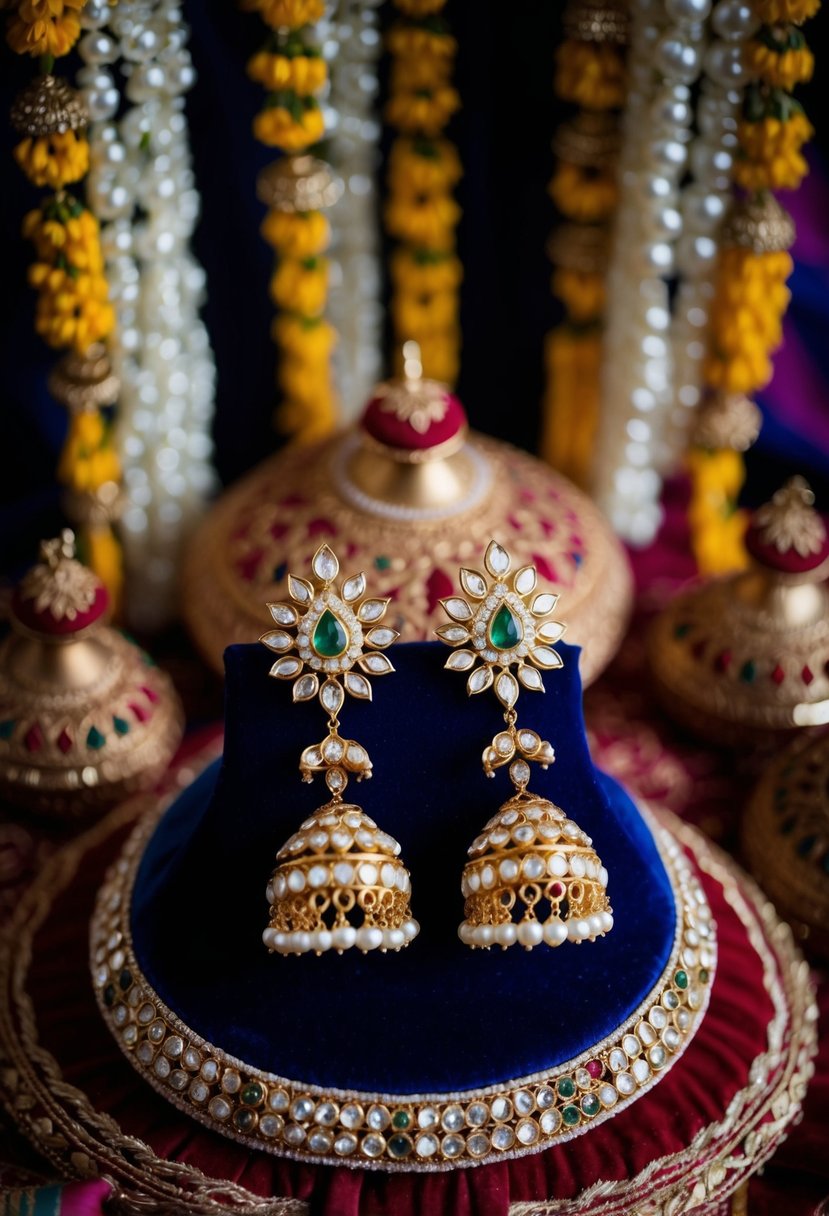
438 540 613 950
261 544 419 955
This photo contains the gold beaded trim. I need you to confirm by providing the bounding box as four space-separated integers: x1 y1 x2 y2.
90 799 715 1171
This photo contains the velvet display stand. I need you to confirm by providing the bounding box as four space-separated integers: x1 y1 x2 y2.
129 640 676 1096
0 729 815 1216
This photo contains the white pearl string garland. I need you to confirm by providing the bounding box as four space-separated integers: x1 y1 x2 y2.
77 0 217 632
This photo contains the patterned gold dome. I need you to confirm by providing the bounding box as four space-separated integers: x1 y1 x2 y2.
743 730 829 961
182 374 632 684
648 478 829 745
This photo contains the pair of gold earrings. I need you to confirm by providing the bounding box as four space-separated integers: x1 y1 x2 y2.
260 541 613 956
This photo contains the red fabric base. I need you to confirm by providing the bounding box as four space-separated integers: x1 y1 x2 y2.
27 812 781 1216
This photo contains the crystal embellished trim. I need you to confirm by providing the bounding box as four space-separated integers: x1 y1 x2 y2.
91 804 715 1170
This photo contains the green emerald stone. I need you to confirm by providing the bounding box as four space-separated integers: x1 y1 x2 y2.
312 609 348 658
740 660 756 683
562 1105 580 1126
241 1082 264 1107
557 1077 576 1099
392 1110 411 1129
87 726 105 750
675 969 688 990
699 968 709 983
489 604 523 651
0 720 15 740
388 1133 414 1158
233 1108 257 1132
581 1094 600 1116
113 716 130 736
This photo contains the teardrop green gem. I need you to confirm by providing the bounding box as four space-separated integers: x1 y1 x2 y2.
313 608 349 658
489 604 523 650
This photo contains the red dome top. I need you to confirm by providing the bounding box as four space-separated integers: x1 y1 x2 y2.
362 378 466 452
745 477 829 575
11 534 109 638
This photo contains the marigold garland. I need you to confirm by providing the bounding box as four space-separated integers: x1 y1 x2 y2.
244 0 337 443
690 0 819 576
541 1 627 491
7 4 122 609
385 6 461 386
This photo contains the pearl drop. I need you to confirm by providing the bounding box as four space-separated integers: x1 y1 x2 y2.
543 918 568 946
651 139 689 174
711 0 759 39
683 186 727 232
126 63 168 104
666 0 712 20
79 0 110 28
122 25 162 62
495 923 517 948
78 30 118 64
655 35 703 84
704 41 752 88
331 926 356 951
652 94 693 129
517 921 544 949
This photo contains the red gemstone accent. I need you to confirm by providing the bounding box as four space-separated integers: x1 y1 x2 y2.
24 723 44 753
550 881 565 899
802 666 814 685
268 521 288 541
714 650 732 673
307 517 336 538
425 568 454 614
532 553 557 582
235 549 263 582
507 514 523 532
129 702 150 723
539 518 557 538
585 1060 603 1079
771 664 785 686
57 728 72 754
140 685 159 704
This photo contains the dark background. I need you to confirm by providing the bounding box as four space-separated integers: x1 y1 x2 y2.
1 1 827 574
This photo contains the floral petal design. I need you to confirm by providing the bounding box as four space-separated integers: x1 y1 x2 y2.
260 630 292 652
514 565 537 596
484 541 510 578
312 544 339 583
441 597 473 622
460 568 487 599
536 620 566 644
518 665 544 691
467 666 494 695
495 671 519 708
358 653 394 675
293 674 319 702
357 598 389 623
270 657 302 679
288 575 313 605
366 626 398 649
531 592 558 617
267 602 298 627
342 573 367 603
445 649 475 672
344 671 372 699
436 623 470 645
320 679 344 715
530 646 563 670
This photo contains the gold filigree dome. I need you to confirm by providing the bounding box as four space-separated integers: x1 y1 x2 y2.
752 476 826 557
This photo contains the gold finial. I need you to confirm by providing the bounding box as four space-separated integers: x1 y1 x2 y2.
39 528 76 568
754 476 826 558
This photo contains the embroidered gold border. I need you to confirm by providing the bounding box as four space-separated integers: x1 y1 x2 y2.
0 744 816 1212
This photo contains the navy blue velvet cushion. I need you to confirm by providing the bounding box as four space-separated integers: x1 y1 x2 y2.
131 641 675 1092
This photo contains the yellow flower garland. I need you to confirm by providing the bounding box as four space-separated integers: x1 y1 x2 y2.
690 0 819 577
7 4 123 607
385 7 461 386
244 3 337 443
541 3 627 491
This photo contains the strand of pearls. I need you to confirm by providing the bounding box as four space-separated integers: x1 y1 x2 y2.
664 0 757 462
324 0 384 421
77 0 217 632
595 0 705 544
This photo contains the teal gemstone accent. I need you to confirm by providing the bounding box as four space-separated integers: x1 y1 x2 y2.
241 1082 264 1107
233 1108 257 1132
557 1077 576 1099
581 1094 600 1117
675 969 688 989
388 1133 413 1158
489 603 523 650
86 726 106 750
374 555 392 571
113 716 130 736
312 609 348 658
392 1110 411 1129
0 720 15 740
673 623 691 639
562 1105 580 1126
699 968 709 983
740 660 756 683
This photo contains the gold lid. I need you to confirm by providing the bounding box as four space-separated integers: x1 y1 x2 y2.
256 154 342 212
563 0 629 43
10 75 88 137
48 344 120 413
